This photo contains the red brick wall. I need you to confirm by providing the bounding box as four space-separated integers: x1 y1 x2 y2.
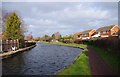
111 26 119 35
100 26 119 37
89 30 96 38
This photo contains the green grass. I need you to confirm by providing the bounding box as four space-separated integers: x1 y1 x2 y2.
57 51 91 75
41 41 87 49
91 45 119 72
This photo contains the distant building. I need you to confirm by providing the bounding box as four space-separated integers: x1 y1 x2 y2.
73 29 96 40
80 29 96 40
73 32 82 40
95 24 119 38
54 32 61 40
51 32 61 42
24 34 33 41
41 35 52 42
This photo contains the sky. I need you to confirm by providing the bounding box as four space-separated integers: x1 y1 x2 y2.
1 2 118 37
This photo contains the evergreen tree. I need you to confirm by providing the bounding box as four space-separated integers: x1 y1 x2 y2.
5 12 24 40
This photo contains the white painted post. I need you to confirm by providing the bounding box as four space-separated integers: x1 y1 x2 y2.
0 40 2 52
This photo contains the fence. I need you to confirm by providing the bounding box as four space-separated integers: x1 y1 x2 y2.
1 40 19 52
0 40 36 52
25 41 36 47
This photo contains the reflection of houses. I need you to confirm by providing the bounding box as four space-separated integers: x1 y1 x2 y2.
95 25 119 38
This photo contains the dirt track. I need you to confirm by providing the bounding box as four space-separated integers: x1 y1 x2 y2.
87 46 117 76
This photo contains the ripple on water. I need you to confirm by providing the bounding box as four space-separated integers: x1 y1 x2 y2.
2 43 83 75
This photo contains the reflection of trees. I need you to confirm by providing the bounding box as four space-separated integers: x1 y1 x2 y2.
2 54 25 74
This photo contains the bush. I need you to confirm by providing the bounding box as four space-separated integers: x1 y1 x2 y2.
80 36 119 55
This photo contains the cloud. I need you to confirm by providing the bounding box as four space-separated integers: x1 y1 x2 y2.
2 2 118 37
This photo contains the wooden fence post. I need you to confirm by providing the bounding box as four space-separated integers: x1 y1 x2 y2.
17 39 19 49
6 40 8 51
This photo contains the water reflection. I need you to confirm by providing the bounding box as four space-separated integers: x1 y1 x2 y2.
2 43 83 75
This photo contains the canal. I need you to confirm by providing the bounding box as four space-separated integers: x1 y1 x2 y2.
2 43 83 75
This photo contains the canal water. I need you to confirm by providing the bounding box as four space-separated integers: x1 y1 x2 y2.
2 43 83 75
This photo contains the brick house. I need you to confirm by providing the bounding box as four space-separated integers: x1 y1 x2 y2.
96 25 119 38
74 29 96 40
80 29 96 40
73 32 82 40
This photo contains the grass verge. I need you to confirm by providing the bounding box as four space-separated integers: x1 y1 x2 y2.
57 50 91 75
41 42 87 50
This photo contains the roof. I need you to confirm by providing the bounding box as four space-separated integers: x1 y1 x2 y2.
81 29 93 35
96 25 117 32
74 29 95 35
74 32 82 36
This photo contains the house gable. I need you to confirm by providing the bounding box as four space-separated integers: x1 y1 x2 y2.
96 24 119 37
110 25 119 35
80 29 96 40
73 32 82 39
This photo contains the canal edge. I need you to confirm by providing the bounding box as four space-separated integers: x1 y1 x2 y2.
54 47 85 75
0 45 36 60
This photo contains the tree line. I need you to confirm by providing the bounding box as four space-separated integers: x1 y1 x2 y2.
33 33 76 43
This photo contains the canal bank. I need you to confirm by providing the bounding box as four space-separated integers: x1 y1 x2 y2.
40 42 87 50
0 44 36 59
40 42 91 75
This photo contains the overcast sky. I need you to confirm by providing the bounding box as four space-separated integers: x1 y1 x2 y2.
2 2 118 37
